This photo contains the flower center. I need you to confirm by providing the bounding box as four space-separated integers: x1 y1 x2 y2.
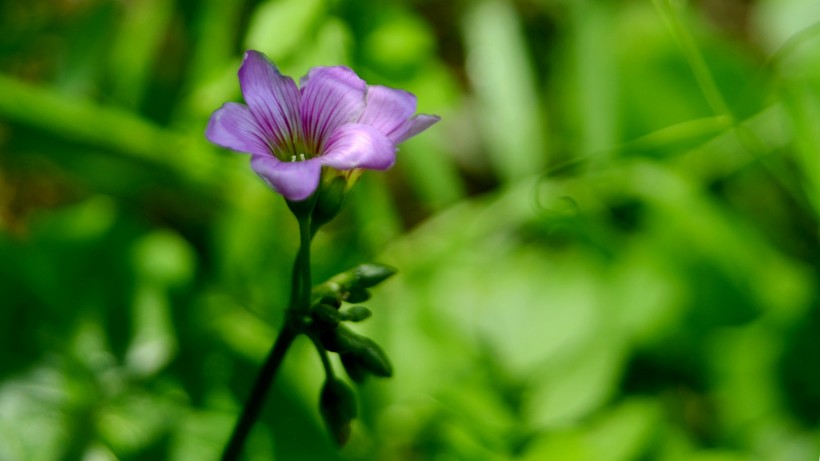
290 153 308 162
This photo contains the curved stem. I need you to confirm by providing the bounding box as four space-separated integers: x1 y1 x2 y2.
309 334 334 379
222 206 316 460
221 326 298 461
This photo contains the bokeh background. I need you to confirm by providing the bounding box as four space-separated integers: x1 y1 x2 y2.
1 0 819 459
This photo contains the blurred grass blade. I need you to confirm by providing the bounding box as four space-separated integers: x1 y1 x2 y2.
623 115 733 152
463 0 547 182
569 1 618 157
244 0 325 63
0 73 212 183
652 0 731 119
107 0 175 107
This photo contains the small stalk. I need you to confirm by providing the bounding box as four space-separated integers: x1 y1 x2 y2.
222 199 317 460
221 326 297 461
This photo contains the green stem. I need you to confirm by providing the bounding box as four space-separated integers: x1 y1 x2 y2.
222 202 317 460
221 326 297 461
296 214 313 311
310 333 334 379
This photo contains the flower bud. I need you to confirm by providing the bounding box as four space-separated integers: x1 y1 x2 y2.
321 325 362 353
328 263 396 290
356 337 393 378
317 294 342 309
312 264 396 306
342 306 372 322
344 287 371 303
340 353 368 383
311 285 342 307
311 303 342 327
319 378 358 446
350 264 397 288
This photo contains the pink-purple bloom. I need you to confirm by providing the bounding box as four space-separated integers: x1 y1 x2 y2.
206 50 440 201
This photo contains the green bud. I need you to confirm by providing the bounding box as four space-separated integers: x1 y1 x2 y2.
340 353 368 383
344 287 371 303
317 294 342 309
311 304 342 327
312 264 395 307
311 284 342 306
319 378 358 446
356 337 393 378
321 325 362 353
327 263 396 291
342 306 372 322
350 264 397 289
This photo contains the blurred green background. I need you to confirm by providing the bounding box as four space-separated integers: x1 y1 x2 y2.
1 0 819 459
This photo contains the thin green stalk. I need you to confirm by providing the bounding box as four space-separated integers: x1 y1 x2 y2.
296 215 314 312
310 334 334 379
221 326 298 461
222 207 316 460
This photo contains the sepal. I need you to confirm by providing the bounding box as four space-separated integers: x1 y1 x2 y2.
312 169 349 229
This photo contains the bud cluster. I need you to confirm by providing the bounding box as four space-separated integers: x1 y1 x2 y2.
305 263 396 445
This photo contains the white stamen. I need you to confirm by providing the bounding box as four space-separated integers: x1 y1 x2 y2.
300 153 306 161
291 155 296 162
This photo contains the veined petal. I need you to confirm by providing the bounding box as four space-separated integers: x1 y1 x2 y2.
299 66 366 154
359 85 417 139
250 155 322 201
321 124 396 171
239 51 302 155
390 114 441 144
206 102 270 156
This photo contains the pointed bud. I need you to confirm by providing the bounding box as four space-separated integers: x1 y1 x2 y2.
356 337 393 378
344 287 371 303
340 353 368 383
317 294 342 309
312 264 396 305
311 304 342 327
321 325 362 353
350 264 397 289
319 378 358 446
311 285 342 306
342 306 372 322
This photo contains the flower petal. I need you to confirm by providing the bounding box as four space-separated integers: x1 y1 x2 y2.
358 85 417 141
390 114 441 144
299 66 366 154
239 50 302 155
205 102 270 156
250 155 322 201
321 124 396 171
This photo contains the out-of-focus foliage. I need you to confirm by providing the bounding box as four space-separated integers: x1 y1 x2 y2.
1 0 819 459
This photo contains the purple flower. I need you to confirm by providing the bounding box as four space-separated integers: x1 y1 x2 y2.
206 50 440 201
